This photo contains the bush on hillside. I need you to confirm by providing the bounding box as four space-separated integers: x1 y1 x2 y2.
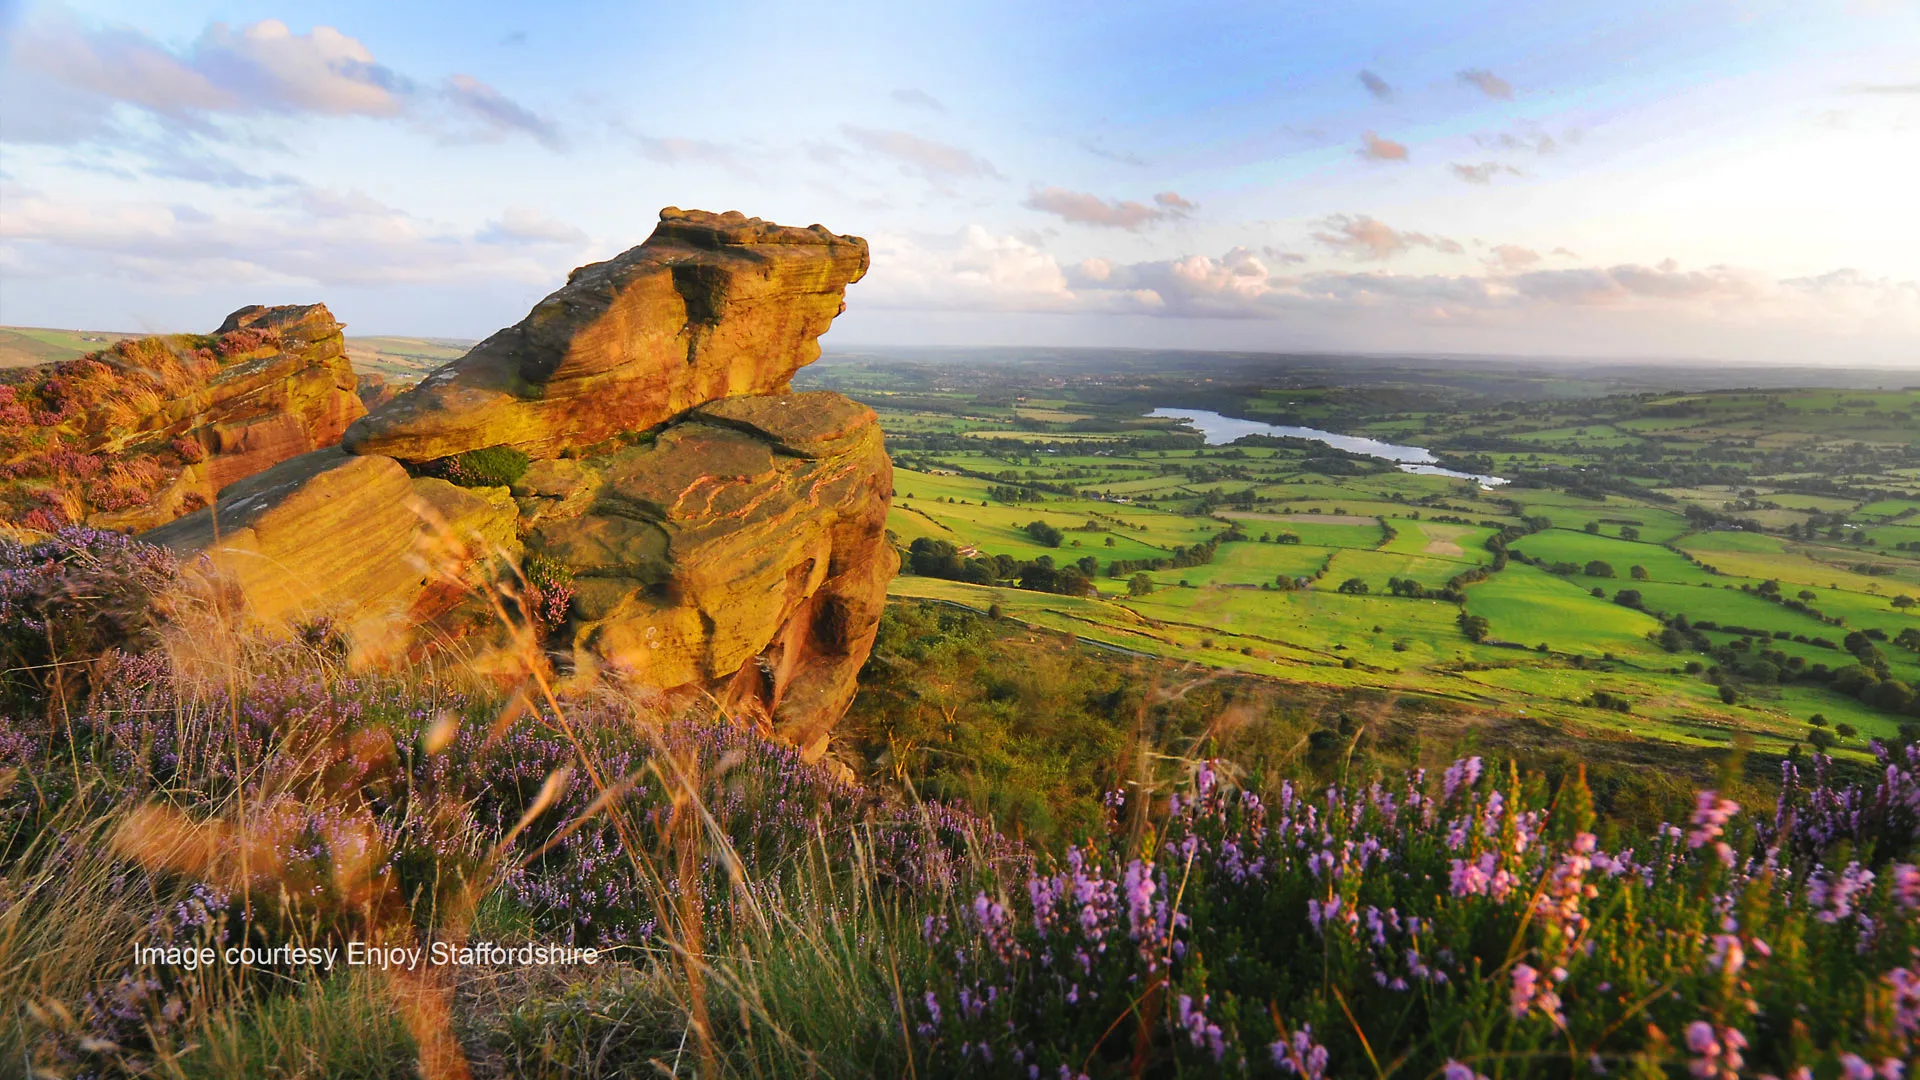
0 526 175 712
423 445 531 488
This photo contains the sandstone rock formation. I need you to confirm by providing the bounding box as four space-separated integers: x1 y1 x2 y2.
142 209 893 756
0 303 365 532
343 208 869 463
143 448 518 638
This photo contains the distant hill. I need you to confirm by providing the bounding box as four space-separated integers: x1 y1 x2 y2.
0 325 471 384
344 335 474 382
0 326 140 367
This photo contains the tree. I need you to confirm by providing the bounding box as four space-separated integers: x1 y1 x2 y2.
1893 595 1915 610
1835 723 1859 740
1337 577 1370 595
1584 521 1600 534
1619 526 1640 541
1076 555 1099 577
1614 589 1644 609
1024 520 1063 547
1719 684 1739 705
1127 572 1155 597
1584 560 1615 578
1630 565 1649 581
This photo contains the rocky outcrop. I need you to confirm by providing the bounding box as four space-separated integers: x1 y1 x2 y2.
528 391 894 753
141 210 892 756
343 208 869 463
144 449 518 647
0 304 365 533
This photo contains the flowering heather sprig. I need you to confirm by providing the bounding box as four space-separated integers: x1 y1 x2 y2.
1270 1023 1329 1078
1689 790 1742 867
1685 1021 1747 1080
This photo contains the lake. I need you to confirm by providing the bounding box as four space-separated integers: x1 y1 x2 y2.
1148 407 1508 487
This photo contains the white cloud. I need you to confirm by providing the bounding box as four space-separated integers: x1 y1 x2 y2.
1359 132 1409 162
848 225 1920 363
1311 215 1463 260
1457 68 1515 100
862 225 1076 311
0 14 558 154
1452 161 1522 184
1023 187 1195 230
192 20 406 116
839 126 1002 182
477 208 587 246
441 74 562 149
1486 244 1542 271
0 183 580 291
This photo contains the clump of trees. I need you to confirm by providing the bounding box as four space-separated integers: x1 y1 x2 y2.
906 538 1095 597
1024 520 1064 547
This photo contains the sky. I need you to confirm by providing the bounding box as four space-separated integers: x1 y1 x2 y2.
1 0 1916 366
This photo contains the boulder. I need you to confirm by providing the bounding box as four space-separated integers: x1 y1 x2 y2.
342 208 868 462
0 304 365 532
143 448 518 647
529 392 894 756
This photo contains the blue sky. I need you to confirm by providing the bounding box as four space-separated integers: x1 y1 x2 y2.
1 0 1916 364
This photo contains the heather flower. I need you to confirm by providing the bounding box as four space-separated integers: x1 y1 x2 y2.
1442 756 1483 802
1807 862 1876 924
1270 1023 1329 1078
1890 863 1920 911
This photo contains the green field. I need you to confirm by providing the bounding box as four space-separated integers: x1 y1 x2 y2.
813 361 1920 764
0 325 138 367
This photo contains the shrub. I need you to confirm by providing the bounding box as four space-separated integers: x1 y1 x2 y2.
521 554 575 629
423 445 531 488
0 526 175 711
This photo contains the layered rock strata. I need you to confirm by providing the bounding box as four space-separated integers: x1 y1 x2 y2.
141 210 892 755
0 303 365 532
343 208 870 462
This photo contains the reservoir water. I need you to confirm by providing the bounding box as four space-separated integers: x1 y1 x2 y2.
1148 407 1508 488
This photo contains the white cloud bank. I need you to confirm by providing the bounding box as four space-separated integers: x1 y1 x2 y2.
849 226 1920 364
0 15 560 149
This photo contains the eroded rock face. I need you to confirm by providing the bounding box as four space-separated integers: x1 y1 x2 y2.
143 447 518 646
528 392 894 756
0 303 365 533
342 208 869 463
136 210 893 756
